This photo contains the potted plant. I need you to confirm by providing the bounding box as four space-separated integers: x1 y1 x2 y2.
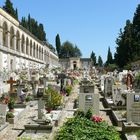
8 97 15 112
6 112 15 124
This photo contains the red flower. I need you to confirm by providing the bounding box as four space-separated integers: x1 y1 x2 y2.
91 116 103 123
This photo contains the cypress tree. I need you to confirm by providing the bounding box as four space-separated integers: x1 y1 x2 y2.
98 56 103 67
3 0 18 20
106 47 113 66
55 34 61 57
90 51 96 66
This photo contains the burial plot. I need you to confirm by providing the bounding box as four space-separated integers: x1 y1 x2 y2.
112 84 127 107
0 104 8 131
111 84 127 126
122 91 140 133
24 88 54 133
104 76 114 98
79 78 99 115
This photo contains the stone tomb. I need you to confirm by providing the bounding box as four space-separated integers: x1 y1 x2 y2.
112 84 127 106
79 83 99 115
127 92 140 123
104 76 114 98
122 91 140 133
0 104 8 131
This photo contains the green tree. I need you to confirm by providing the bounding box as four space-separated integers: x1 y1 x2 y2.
106 47 113 66
55 34 61 57
98 55 103 67
114 20 134 68
3 0 18 20
60 41 82 58
90 51 96 66
21 15 46 41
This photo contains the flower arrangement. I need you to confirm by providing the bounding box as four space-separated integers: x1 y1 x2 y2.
91 116 103 123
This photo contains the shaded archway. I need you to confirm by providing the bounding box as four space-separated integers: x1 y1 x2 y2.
16 30 20 51
10 26 15 50
21 34 25 53
30 40 32 56
3 21 8 47
26 37 29 55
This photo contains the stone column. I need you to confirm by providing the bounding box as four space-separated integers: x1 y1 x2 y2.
13 36 16 50
7 32 10 48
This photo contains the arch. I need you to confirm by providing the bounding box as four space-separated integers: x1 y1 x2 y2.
26 37 29 55
33 42 36 57
2 21 8 47
10 26 15 50
16 30 20 51
30 40 32 56
21 34 25 53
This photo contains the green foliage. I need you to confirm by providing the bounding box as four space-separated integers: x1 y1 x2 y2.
74 109 85 118
60 41 82 58
3 0 18 20
105 64 118 72
25 95 32 102
90 51 96 66
45 88 62 109
135 72 140 80
66 85 72 96
85 109 92 119
6 112 14 118
56 117 120 140
8 97 15 110
21 14 46 41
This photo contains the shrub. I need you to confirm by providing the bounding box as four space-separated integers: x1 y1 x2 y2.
6 112 14 118
85 109 92 119
56 117 121 140
66 85 72 96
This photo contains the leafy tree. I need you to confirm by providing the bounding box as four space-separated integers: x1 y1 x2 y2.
106 47 113 66
90 51 96 66
114 20 134 68
60 41 82 58
3 0 18 20
55 34 61 57
98 55 103 67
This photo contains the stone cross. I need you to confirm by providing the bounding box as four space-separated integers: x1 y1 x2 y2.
7 77 16 93
14 80 25 102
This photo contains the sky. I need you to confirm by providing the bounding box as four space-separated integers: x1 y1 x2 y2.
0 0 140 62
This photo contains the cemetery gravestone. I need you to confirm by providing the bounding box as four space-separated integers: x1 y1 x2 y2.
112 84 127 106
104 76 114 98
127 92 140 123
79 79 99 115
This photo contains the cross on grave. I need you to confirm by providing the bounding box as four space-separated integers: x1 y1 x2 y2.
7 77 17 93
13 80 25 103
